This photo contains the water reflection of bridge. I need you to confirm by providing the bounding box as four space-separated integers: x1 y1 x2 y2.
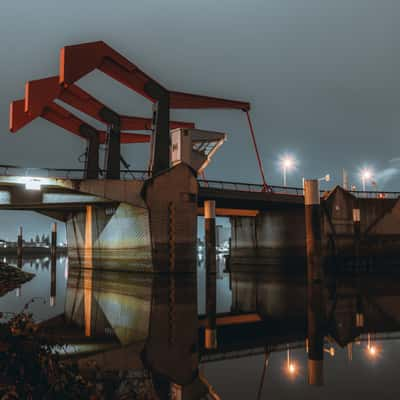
33 262 400 397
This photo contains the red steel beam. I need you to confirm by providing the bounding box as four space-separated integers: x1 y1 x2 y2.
24 76 194 130
59 41 250 111
10 100 149 144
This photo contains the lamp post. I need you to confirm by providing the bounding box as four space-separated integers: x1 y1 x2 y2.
360 169 372 192
280 156 295 187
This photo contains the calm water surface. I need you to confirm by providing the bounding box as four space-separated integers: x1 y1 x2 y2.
1 253 399 399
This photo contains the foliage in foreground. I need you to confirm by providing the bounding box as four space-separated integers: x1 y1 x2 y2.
0 303 158 399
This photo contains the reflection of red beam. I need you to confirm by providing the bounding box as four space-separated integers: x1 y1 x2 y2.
10 100 150 144
198 313 261 327
60 41 250 111
24 76 194 130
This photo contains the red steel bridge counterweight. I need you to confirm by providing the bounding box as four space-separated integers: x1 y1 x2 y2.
10 41 267 186
59 41 258 177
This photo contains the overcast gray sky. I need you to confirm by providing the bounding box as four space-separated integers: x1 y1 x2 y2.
1 0 400 237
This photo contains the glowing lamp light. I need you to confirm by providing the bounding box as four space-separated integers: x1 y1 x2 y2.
282 157 294 169
25 179 42 191
280 155 297 187
362 170 372 180
288 363 296 374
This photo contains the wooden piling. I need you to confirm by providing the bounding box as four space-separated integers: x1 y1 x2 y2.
50 255 56 307
204 200 217 350
17 226 23 261
51 223 57 259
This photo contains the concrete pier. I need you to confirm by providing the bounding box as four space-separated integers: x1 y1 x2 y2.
65 163 198 273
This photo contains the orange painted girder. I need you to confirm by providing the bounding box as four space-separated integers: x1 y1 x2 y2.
10 100 150 144
59 41 250 111
24 76 194 130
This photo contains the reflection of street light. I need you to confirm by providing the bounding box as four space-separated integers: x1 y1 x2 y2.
285 348 298 378
280 156 295 187
366 333 380 359
360 169 373 192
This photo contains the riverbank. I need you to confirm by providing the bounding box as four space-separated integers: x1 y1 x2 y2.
0 263 34 297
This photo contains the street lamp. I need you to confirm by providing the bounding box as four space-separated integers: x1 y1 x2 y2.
319 174 330 183
280 156 295 187
360 169 373 192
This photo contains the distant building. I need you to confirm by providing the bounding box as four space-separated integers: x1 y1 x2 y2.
216 225 230 248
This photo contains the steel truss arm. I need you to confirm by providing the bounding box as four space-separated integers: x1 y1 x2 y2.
25 76 194 130
10 99 149 144
59 41 251 111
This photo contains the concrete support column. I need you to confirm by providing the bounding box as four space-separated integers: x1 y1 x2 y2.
51 223 57 259
17 226 23 260
204 200 217 350
304 180 324 386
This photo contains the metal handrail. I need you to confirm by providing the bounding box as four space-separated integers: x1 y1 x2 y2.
198 179 400 199
1 164 399 199
198 179 304 195
347 190 400 199
0 165 149 180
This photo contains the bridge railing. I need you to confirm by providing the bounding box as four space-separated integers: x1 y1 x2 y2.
347 190 400 199
198 179 400 199
1 165 400 199
0 165 149 180
198 179 305 196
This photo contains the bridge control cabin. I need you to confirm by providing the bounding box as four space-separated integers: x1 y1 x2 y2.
170 128 226 174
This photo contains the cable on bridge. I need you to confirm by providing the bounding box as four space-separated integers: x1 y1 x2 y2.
245 111 270 192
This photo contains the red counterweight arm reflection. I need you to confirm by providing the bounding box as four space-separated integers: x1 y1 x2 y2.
24 76 194 130
59 41 250 111
10 99 150 144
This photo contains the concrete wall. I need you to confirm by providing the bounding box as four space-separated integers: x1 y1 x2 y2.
229 186 400 264
144 163 198 273
65 163 199 272
229 207 306 268
66 202 152 271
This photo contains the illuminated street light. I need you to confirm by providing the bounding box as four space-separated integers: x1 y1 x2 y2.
360 168 373 192
280 155 295 187
319 174 330 183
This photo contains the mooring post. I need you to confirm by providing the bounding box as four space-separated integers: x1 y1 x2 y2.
204 200 217 350
353 204 361 261
17 226 23 261
51 223 57 259
50 255 56 307
304 179 324 386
